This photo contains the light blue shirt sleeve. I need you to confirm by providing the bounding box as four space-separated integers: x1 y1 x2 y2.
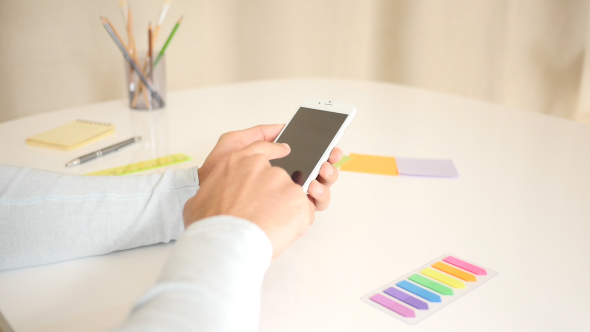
0 164 199 271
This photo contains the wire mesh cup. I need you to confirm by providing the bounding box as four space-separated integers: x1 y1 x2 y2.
125 53 166 110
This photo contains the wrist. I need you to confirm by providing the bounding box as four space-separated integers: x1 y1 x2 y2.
183 196 204 229
197 167 205 184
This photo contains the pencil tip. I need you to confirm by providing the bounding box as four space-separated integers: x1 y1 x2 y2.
178 16 184 23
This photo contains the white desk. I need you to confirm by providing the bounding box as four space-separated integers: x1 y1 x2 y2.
1 79 589 331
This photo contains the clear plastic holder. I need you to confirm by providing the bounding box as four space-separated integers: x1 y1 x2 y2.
124 53 166 110
361 254 498 325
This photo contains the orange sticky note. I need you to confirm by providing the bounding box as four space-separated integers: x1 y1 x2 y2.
339 153 399 176
432 262 477 282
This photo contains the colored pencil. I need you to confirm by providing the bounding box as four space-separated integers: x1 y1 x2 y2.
118 0 128 26
154 16 182 67
127 7 136 55
148 22 153 82
100 17 163 107
127 8 151 108
152 0 172 45
102 16 128 50
126 8 135 80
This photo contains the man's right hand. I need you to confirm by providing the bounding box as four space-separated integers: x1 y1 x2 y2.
183 141 315 258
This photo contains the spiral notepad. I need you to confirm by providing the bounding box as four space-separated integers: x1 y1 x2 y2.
26 120 115 151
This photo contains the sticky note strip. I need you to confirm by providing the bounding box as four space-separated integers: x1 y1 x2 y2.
396 280 441 302
362 254 498 325
370 294 416 317
384 287 429 309
408 274 453 295
443 256 487 275
420 268 465 289
395 158 458 177
432 262 476 282
339 153 399 176
333 155 351 169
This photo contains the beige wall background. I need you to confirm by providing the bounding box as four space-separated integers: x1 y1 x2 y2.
1 0 589 124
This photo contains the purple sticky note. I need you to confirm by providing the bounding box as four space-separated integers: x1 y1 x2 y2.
384 287 429 309
370 294 416 317
395 158 459 177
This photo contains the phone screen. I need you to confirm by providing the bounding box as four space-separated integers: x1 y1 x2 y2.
271 107 348 185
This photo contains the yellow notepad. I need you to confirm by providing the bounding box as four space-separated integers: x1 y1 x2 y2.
26 120 115 151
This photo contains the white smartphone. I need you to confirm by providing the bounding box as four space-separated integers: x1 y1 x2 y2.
271 98 357 193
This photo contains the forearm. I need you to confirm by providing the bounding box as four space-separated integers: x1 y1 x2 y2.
114 216 272 332
0 164 199 271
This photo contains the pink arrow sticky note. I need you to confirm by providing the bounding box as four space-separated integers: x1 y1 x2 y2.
443 256 487 275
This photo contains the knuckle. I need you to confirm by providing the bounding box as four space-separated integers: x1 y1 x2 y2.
251 153 269 166
227 152 241 164
269 168 292 186
332 167 339 181
219 131 235 141
325 163 337 179
268 166 285 178
240 154 269 173
322 183 331 196
251 140 267 148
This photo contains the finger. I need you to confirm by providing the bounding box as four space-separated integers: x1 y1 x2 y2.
308 200 316 225
230 124 286 146
328 147 343 164
317 162 338 189
308 179 330 211
254 124 285 142
235 140 291 160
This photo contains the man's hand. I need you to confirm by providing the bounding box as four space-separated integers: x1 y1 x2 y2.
198 125 343 212
307 148 342 211
198 125 286 184
184 141 314 258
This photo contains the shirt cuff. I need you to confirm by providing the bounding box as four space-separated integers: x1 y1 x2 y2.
171 166 200 213
159 215 273 284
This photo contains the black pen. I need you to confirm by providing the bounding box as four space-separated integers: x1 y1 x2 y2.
65 136 142 167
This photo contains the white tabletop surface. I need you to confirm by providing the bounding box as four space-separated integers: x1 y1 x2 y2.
0 79 589 332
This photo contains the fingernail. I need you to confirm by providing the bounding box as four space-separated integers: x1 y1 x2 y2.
281 143 290 150
316 183 324 195
326 163 334 175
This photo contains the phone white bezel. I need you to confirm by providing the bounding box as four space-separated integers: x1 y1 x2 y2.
274 98 357 193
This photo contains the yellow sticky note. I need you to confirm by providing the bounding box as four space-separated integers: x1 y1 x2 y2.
420 268 465 289
339 153 399 176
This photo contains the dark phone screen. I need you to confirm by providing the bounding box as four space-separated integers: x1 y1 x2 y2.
270 107 348 185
